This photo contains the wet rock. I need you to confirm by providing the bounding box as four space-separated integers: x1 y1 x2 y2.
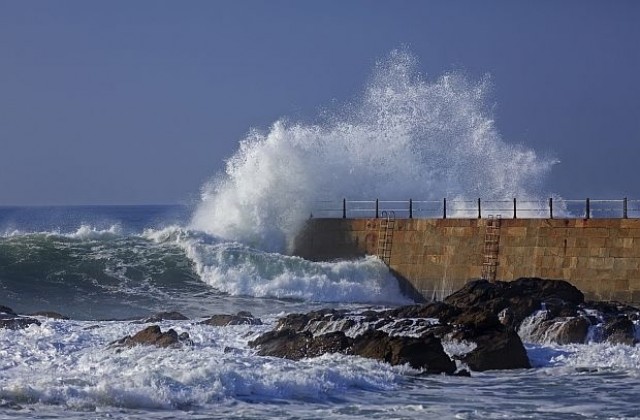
351 330 456 374
458 329 530 371
0 305 16 316
137 311 189 323
249 328 456 374
602 315 636 345
30 311 69 320
199 312 262 326
110 325 191 349
0 316 41 330
250 329 350 360
444 278 584 329
0 307 41 329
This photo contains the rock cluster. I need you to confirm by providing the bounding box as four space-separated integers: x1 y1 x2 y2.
110 325 193 349
0 305 41 330
2 278 638 375
249 277 640 374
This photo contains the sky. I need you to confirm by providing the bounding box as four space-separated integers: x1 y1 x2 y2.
1 0 639 205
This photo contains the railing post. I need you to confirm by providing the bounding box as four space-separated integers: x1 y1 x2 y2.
342 198 346 219
409 199 413 219
375 199 379 219
478 198 481 219
623 197 628 219
513 198 517 219
443 198 447 219
549 197 553 219
585 198 590 219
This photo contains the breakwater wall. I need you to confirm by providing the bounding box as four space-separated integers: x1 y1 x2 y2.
291 218 640 304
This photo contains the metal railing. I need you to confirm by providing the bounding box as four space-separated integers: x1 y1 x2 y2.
311 198 640 219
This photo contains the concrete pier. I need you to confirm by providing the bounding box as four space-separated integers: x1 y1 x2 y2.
292 218 640 304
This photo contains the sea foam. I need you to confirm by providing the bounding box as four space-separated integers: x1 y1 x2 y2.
190 49 557 252
145 226 411 304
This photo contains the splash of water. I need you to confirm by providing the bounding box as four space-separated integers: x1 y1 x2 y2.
191 49 557 252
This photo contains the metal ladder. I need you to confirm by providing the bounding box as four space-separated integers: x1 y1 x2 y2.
377 211 395 265
481 215 501 282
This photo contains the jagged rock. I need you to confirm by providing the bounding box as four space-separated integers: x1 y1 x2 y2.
0 305 16 316
30 311 69 320
602 315 636 345
274 308 347 331
0 316 41 330
110 325 192 348
351 330 456 374
458 329 530 371
250 329 350 360
199 311 262 326
444 278 584 329
139 311 189 323
249 328 456 374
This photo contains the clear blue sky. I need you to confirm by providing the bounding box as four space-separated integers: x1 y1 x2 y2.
1 0 638 205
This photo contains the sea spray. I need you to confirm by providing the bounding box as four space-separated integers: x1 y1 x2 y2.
190 49 557 252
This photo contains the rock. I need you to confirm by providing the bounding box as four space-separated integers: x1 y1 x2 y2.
199 312 262 326
602 316 636 345
0 316 41 330
351 330 456 374
518 311 590 345
458 329 530 371
0 305 16 316
444 278 584 329
250 329 346 360
139 311 189 323
110 325 192 349
546 317 590 345
30 311 69 320
250 327 456 374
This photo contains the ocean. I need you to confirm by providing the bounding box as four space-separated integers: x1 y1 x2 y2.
1 205 639 419
2 51 639 419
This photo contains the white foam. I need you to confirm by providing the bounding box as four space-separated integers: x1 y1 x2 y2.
190 49 557 252
144 226 411 304
0 318 409 411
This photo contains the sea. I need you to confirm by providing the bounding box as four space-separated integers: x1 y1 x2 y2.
2 50 639 418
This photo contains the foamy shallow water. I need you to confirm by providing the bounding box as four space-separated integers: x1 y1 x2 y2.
2 316 640 419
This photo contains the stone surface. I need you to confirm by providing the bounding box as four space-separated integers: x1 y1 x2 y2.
292 218 640 304
110 325 192 349
140 311 189 323
458 329 530 371
30 311 69 320
199 311 262 326
351 330 456 374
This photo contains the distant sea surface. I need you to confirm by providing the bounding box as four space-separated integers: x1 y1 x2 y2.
1 205 639 419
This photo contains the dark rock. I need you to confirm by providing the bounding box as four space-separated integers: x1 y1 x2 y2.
30 311 69 320
444 278 584 329
459 329 530 371
449 307 501 332
250 329 347 360
0 316 41 330
199 312 262 326
453 369 472 377
351 330 456 374
602 315 636 345
546 316 590 345
110 325 191 349
140 311 189 323
249 328 456 374
0 305 16 316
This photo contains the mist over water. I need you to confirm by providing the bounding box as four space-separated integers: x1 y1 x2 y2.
190 50 557 252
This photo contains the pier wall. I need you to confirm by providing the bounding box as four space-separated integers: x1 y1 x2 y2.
291 218 640 303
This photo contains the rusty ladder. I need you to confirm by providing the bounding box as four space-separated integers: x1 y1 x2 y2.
377 210 395 265
481 215 501 282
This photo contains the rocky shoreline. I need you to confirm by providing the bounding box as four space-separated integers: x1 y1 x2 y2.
2 277 638 376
